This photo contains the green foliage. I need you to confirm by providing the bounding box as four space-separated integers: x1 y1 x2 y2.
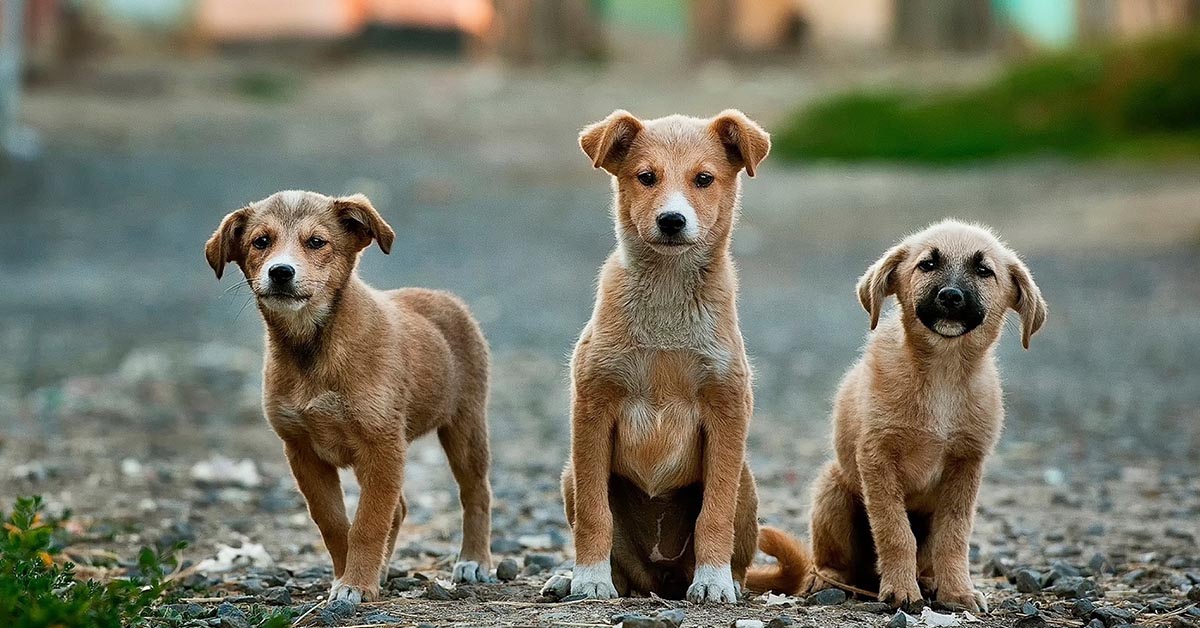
0 496 290 628
774 31 1200 163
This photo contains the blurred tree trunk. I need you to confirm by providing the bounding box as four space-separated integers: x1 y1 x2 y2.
492 0 604 65
894 0 995 51
689 0 735 61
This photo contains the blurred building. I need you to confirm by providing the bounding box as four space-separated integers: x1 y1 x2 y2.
2 0 1199 68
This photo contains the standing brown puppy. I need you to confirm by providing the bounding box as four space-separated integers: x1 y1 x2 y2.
205 190 493 605
542 110 769 603
750 220 1046 612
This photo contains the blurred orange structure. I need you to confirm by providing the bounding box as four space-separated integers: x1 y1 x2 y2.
195 0 492 41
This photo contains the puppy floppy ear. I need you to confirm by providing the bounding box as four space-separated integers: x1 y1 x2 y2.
580 110 644 174
710 109 771 177
1009 258 1047 349
204 207 250 280
333 194 395 254
856 244 907 330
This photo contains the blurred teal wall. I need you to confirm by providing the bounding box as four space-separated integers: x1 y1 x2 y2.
994 0 1078 48
600 0 686 34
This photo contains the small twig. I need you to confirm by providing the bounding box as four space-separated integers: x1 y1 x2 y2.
291 599 326 626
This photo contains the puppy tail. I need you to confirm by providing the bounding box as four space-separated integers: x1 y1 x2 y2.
744 526 811 595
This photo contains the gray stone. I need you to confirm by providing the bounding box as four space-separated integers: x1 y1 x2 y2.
1072 598 1097 617
1016 568 1043 593
886 611 910 628
423 581 454 601
525 553 558 570
496 557 520 581
805 587 847 606
261 586 291 606
765 616 795 628
655 608 685 627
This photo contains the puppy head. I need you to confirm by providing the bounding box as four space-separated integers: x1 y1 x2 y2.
857 220 1047 349
580 109 769 256
205 190 394 316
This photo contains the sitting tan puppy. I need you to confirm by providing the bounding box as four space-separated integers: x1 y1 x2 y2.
750 220 1046 612
205 190 493 604
542 109 770 604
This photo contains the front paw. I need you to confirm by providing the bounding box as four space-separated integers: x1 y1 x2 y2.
452 560 492 584
937 588 987 613
687 564 739 604
328 578 378 605
878 577 923 610
569 561 619 599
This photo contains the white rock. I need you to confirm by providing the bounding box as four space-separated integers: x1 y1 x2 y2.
190 456 261 488
920 608 962 627
195 543 274 573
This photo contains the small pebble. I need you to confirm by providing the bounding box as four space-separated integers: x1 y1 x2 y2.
1015 617 1048 628
524 553 558 570
261 586 291 606
765 616 795 628
805 587 847 606
496 557 520 581
655 608 685 627
1072 598 1097 617
423 581 454 601
1016 568 1043 593
886 611 911 628
730 621 764 628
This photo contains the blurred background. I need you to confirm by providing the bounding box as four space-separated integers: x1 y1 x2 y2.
0 0 1198 615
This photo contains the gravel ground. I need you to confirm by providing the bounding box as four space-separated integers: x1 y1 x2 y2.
1 53 1199 627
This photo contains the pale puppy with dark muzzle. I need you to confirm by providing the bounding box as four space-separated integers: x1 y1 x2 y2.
750 220 1047 613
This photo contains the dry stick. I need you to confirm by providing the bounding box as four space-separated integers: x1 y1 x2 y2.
812 570 879 599
291 599 326 627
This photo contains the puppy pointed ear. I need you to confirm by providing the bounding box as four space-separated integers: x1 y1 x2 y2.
579 110 644 174
334 194 395 254
710 109 771 177
1009 258 1047 349
856 244 907 330
204 207 250 280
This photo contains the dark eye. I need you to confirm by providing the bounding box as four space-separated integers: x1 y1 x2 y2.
636 171 657 186
694 172 714 188
307 236 327 250
917 258 937 272
252 235 270 250
976 264 994 278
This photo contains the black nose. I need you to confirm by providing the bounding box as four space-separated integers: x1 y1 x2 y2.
657 212 687 236
937 287 964 309
268 264 295 283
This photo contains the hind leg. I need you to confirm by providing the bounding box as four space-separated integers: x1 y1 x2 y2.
731 463 760 591
809 462 870 593
380 496 409 585
438 402 493 583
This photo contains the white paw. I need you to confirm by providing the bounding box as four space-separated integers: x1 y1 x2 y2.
328 579 366 605
452 560 490 584
569 561 619 599
687 563 738 604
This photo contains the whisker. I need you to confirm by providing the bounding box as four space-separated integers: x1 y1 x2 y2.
221 279 253 298
234 296 256 322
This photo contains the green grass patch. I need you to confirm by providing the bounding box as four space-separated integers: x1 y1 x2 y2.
774 31 1200 163
0 496 289 628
